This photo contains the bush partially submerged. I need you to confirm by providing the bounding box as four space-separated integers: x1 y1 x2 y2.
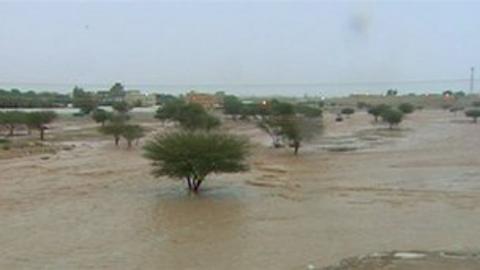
381 109 404 129
465 109 480 123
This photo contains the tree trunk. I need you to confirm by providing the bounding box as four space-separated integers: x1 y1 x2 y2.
293 141 300 155
40 128 45 140
389 123 393 130
8 125 14 136
374 116 378 122
186 176 192 190
127 140 132 149
114 136 120 146
193 179 203 192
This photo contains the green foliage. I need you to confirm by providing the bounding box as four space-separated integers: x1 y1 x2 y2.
25 111 57 140
121 125 145 148
398 103 415 114
271 101 295 116
295 104 323 118
155 94 179 105
99 122 125 146
109 82 125 97
381 109 404 129
465 109 480 123
155 101 220 131
367 104 390 122
155 99 186 121
341 108 355 116
72 86 98 114
259 115 322 154
143 132 249 192
0 88 71 108
223 95 243 119
386 89 398 96
112 101 131 114
91 109 112 126
0 111 56 139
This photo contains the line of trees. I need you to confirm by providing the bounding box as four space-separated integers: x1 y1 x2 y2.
0 89 71 108
0 111 57 140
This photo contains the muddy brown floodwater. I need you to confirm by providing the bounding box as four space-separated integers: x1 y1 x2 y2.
1 110 480 269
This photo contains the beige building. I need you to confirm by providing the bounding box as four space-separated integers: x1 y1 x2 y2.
184 91 223 110
124 90 156 107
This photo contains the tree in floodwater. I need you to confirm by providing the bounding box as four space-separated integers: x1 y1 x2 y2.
100 120 125 146
121 124 145 148
381 109 404 129
91 109 112 126
143 132 249 192
368 104 390 122
0 111 27 136
277 116 322 155
465 109 480 123
26 111 57 140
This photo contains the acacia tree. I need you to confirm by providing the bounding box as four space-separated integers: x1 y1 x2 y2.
465 109 480 123
26 111 57 140
368 104 390 122
121 125 145 148
144 132 249 192
100 122 125 146
91 109 112 126
381 109 404 129
276 116 322 155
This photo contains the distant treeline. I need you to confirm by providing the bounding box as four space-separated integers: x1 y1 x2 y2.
0 89 71 108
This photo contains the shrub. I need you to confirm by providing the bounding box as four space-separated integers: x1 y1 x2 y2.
465 109 480 123
341 108 355 117
368 104 390 122
121 125 145 148
143 132 249 192
100 122 125 146
91 109 112 126
381 109 404 129
398 103 415 114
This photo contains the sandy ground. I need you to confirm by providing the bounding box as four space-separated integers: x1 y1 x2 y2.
1 110 480 269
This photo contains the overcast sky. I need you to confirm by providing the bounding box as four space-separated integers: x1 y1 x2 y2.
0 1 479 92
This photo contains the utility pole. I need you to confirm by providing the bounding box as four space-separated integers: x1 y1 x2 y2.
470 66 475 94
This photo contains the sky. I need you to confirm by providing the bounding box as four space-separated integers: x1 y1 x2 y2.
0 1 479 95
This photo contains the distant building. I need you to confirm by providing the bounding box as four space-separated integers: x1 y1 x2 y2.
124 90 156 107
184 91 223 110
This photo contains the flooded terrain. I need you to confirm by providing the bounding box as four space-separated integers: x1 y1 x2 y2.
1 110 480 269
